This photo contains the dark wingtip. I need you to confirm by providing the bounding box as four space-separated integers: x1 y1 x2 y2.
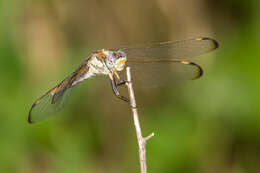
28 104 35 124
189 62 204 79
28 116 33 124
200 37 219 49
180 61 203 80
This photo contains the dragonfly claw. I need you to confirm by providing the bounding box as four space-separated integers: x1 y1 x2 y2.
117 95 130 103
116 80 127 87
110 77 129 103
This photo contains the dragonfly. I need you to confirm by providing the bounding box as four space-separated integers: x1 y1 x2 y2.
28 37 219 123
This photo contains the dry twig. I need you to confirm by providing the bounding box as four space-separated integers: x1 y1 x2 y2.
126 67 154 173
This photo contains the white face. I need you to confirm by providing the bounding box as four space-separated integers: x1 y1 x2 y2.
105 50 127 71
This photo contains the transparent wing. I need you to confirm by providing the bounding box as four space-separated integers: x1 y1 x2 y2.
120 37 219 62
28 81 75 123
28 60 89 123
117 37 218 87
125 60 202 88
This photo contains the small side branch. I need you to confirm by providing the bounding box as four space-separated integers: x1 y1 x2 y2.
126 67 154 173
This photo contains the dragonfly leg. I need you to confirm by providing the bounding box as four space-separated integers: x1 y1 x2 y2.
116 80 127 87
110 75 129 103
113 72 127 87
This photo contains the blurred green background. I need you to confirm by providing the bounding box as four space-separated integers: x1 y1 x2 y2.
1 0 260 172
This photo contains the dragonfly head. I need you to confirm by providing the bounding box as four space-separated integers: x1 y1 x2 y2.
106 50 127 72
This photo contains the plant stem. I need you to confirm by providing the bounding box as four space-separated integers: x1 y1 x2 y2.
126 67 154 173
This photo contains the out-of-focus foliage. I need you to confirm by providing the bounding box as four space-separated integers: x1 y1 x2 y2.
1 0 260 172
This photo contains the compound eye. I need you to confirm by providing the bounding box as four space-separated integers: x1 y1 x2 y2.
117 50 127 59
112 52 117 58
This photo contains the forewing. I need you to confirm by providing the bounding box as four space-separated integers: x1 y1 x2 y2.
126 60 202 88
28 82 74 123
121 37 219 62
116 37 218 88
28 58 91 123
